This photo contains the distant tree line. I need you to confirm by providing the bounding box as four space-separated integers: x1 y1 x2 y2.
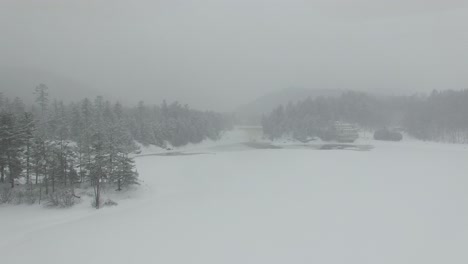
131 100 232 147
0 85 232 208
262 90 468 143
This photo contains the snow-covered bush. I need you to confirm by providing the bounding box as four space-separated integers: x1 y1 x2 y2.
0 186 13 204
47 189 77 208
0 186 38 205
103 199 118 207
23 189 38 204
13 188 25 204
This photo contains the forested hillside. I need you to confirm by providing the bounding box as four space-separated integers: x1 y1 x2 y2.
263 90 468 143
0 84 233 208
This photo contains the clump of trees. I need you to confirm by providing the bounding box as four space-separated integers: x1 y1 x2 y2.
262 91 386 141
131 100 232 147
403 90 468 142
263 90 468 143
0 85 232 208
374 128 403 141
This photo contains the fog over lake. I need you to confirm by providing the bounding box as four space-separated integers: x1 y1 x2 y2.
1 0 468 110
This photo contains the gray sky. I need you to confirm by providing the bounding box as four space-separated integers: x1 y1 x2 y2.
1 0 468 111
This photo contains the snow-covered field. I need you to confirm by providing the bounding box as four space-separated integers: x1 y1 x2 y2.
1 130 468 264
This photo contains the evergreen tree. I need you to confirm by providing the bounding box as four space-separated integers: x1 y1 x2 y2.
34 84 49 137
0 112 24 188
87 132 107 209
114 154 139 191
20 112 36 186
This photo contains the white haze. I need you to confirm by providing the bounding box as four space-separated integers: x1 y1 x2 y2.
1 0 468 110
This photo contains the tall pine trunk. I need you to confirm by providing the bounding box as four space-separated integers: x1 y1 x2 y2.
79 151 84 184
35 162 39 185
44 164 48 195
95 179 100 209
26 144 30 186
51 168 55 193
0 164 4 183
7 152 13 188
60 139 66 186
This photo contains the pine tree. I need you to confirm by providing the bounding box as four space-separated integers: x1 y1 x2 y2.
0 112 24 188
20 112 36 187
80 98 94 184
34 84 49 137
115 154 139 191
31 135 45 186
0 92 4 111
108 102 139 190
87 132 107 209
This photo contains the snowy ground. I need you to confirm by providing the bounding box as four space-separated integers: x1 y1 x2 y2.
1 130 468 264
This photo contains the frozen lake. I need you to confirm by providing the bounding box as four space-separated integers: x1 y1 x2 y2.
1 135 468 264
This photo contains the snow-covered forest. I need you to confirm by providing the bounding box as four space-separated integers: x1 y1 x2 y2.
2 1 468 263
263 90 468 143
0 85 232 208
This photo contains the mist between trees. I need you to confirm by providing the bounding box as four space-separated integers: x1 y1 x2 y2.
262 90 468 143
0 84 233 208
2 85 467 208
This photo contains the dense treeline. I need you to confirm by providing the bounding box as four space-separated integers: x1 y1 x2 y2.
130 100 232 147
403 90 468 142
263 90 468 143
0 85 232 208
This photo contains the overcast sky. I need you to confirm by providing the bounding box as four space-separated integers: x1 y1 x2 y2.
1 0 468 111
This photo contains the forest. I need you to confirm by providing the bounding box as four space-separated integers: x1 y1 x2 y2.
0 84 233 208
3 86 468 208
262 89 468 143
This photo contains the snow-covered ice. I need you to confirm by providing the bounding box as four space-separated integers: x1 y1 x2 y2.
1 130 468 264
